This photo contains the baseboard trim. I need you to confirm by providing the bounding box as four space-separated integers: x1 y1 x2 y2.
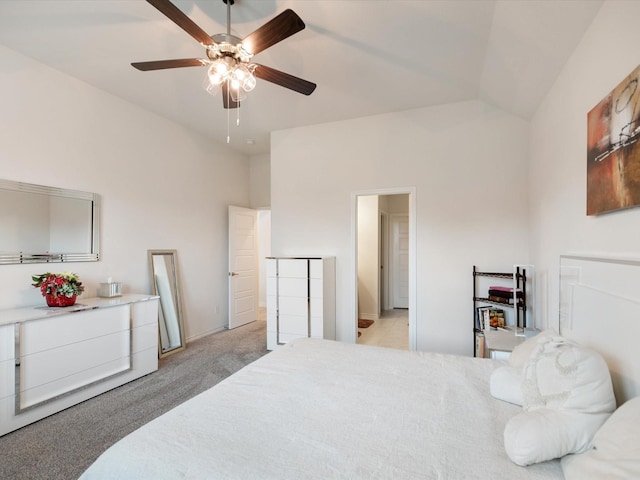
186 325 226 344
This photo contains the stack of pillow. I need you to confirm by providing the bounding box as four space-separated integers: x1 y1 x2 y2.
489 330 639 478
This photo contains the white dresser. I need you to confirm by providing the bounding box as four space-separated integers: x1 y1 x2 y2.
0 294 159 436
266 257 336 350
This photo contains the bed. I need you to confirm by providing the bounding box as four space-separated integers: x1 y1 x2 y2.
80 255 640 480
80 339 562 479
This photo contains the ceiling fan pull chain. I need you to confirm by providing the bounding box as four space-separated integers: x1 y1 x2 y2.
237 105 240 127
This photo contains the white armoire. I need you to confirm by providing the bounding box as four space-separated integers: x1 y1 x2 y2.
266 257 335 350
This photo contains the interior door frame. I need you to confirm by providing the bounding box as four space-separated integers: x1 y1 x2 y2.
350 187 417 350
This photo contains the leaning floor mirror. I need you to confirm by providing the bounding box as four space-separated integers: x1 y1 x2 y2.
148 249 186 358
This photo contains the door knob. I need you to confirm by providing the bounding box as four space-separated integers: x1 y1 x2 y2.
229 272 239 277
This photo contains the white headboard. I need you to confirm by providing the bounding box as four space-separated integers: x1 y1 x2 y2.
560 255 640 405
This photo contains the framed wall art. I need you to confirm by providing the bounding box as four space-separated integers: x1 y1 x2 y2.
587 64 640 215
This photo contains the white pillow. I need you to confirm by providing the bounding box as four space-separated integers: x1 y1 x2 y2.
503 335 616 466
561 396 640 480
504 408 610 466
490 366 523 406
521 335 616 414
508 329 555 368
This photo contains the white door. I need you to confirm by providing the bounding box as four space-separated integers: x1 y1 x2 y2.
228 205 258 329
392 214 409 308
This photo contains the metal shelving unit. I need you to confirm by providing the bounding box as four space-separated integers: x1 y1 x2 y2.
472 265 528 357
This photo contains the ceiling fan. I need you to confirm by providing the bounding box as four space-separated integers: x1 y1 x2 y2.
132 0 316 109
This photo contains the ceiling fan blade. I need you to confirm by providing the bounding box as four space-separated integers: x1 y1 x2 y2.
131 58 207 71
146 0 214 46
222 82 240 109
254 64 316 96
241 9 305 55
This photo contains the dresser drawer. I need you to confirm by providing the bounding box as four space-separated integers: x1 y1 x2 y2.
19 331 130 409
277 259 308 278
0 324 13 362
277 278 308 297
277 314 309 336
0 358 14 400
20 306 129 356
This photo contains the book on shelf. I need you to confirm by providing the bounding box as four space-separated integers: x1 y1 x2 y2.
476 306 506 330
474 306 483 330
487 295 523 306
475 331 485 358
488 286 523 299
475 306 491 330
484 308 505 330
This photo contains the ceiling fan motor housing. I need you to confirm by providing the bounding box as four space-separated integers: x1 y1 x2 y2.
207 34 253 62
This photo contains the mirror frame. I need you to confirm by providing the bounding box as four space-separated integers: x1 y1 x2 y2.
148 249 186 358
0 179 100 265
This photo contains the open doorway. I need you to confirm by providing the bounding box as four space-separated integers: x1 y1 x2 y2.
353 190 415 350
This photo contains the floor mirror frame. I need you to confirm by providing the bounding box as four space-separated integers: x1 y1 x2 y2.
148 249 186 358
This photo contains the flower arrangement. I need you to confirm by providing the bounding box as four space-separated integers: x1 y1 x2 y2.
32 272 85 301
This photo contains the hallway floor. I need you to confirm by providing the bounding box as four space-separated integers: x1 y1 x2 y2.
357 309 409 350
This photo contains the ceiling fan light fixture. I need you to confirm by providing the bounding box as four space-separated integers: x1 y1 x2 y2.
205 57 257 96
230 82 247 102
242 73 257 92
207 63 225 85
202 77 220 96
233 64 248 81
232 63 256 92
221 57 235 74
206 43 221 59
237 43 253 60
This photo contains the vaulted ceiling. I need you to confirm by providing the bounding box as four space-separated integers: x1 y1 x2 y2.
0 0 603 155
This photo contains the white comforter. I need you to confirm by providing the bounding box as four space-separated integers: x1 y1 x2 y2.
80 339 562 479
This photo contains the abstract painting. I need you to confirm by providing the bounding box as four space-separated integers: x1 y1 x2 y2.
587 64 640 215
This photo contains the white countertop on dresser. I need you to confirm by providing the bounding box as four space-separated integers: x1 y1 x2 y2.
0 294 159 326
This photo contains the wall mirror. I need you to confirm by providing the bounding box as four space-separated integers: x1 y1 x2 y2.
148 249 186 358
0 179 100 265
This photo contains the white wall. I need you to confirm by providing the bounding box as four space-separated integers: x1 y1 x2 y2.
0 46 250 341
250 155 271 308
271 100 531 355
249 154 271 209
257 209 271 308
529 0 640 330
